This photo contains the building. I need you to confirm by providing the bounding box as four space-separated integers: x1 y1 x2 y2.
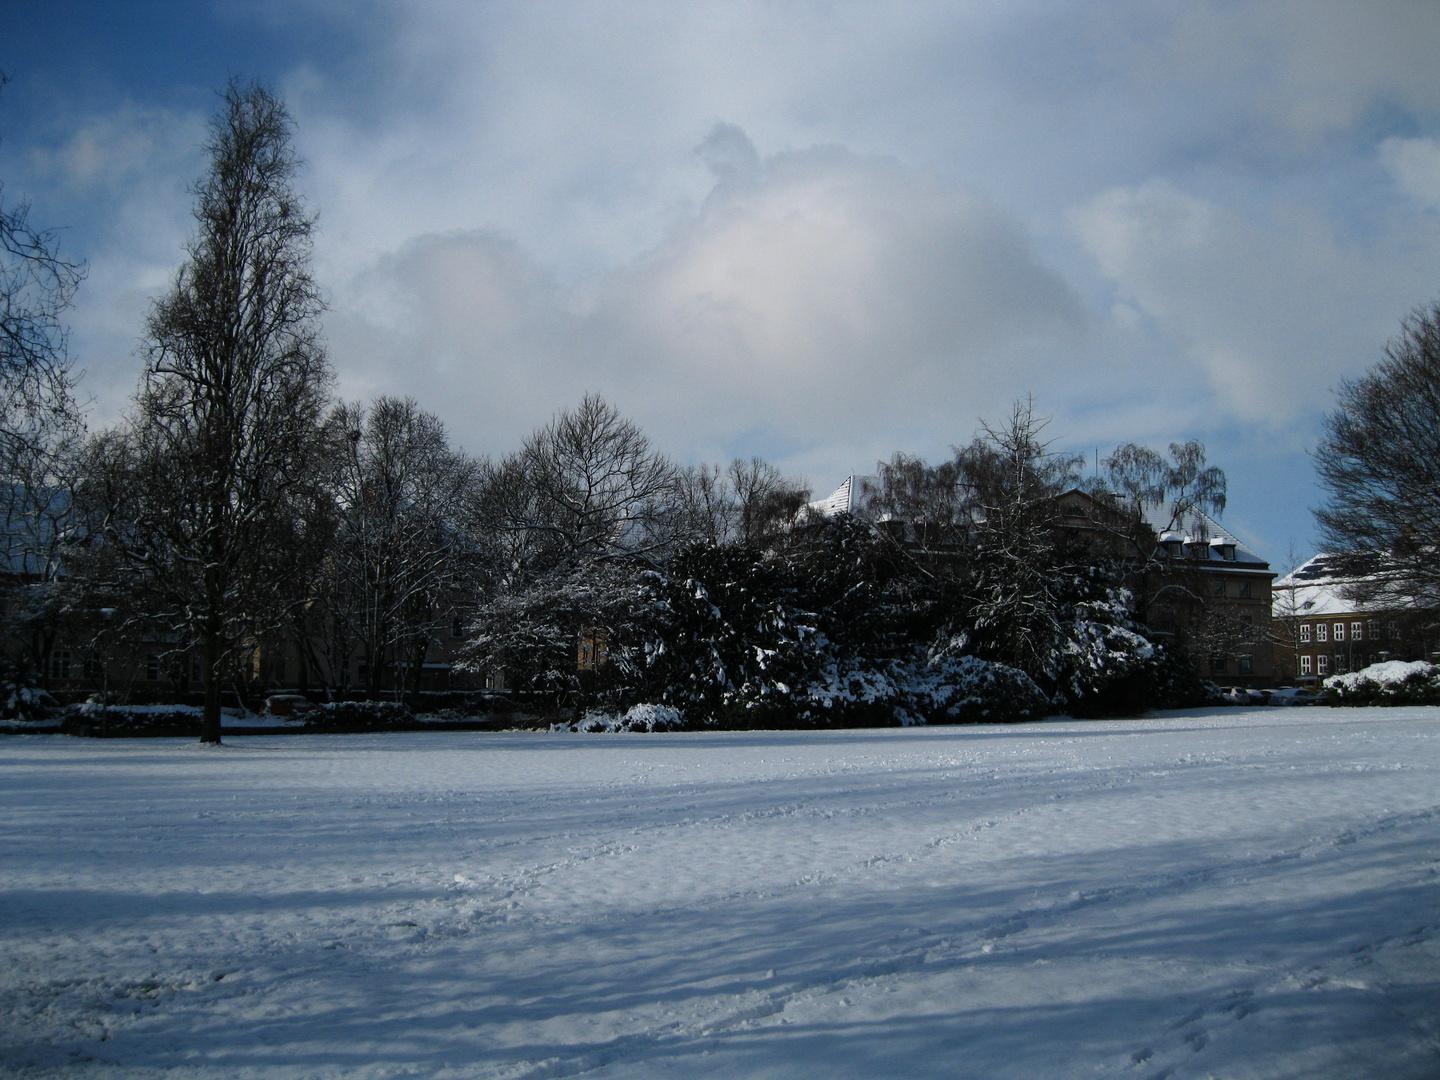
809 477 1276 688
1272 553 1438 687
1060 491 1276 688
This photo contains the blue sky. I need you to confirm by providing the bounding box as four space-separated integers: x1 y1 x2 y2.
6 1 1440 567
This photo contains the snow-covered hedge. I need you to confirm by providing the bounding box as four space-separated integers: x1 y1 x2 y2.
897 655 1049 724
554 703 685 733
1323 661 1440 706
301 700 415 731
464 516 1186 727
60 702 210 737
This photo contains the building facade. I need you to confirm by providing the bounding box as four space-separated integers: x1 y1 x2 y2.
1272 553 1437 687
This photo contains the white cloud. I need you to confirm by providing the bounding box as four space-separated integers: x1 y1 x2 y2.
1070 178 1437 426
25 104 202 195
16 0 1440 546
328 128 1085 478
1380 136 1440 212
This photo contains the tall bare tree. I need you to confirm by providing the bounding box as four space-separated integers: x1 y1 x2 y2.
1315 299 1440 604
1102 440 1227 532
672 456 809 548
1 71 90 693
94 81 332 743
1 74 86 460
323 397 486 697
954 398 1087 674
484 394 677 582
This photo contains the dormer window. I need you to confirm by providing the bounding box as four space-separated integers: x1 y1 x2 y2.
1210 537 1237 561
1159 531 1184 558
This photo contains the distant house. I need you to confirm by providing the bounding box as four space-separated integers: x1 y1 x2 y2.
809 477 1276 688
1058 490 1276 688
1272 553 1438 687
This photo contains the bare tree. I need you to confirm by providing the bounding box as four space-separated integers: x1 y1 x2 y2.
1315 299 1440 604
0 403 87 687
955 398 1087 674
727 457 809 547
93 81 332 743
1102 440 1226 532
1 72 90 691
484 394 677 580
859 452 968 554
323 397 486 697
673 462 736 547
1 74 86 460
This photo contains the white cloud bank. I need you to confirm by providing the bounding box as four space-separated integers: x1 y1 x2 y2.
17 0 1440 534
328 127 1085 479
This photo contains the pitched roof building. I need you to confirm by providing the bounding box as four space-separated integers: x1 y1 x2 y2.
1272 553 1438 686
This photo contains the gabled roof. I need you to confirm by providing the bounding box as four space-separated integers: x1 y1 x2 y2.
1141 500 1269 570
1057 488 1271 572
1273 552 1428 618
807 475 879 518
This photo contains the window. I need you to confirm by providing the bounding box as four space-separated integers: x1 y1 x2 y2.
1335 656 1348 674
1333 622 1345 642
49 650 72 679
1238 580 1252 598
1351 621 1363 641
1238 654 1254 675
1212 580 1226 597
1300 624 1311 643
1317 655 1330 676
146 654 161 681
1300 655 1313 676
1315 623 1328 643
1366 620 1375 640
451 616 465 640
84 658 103 679
1211 656 1227 674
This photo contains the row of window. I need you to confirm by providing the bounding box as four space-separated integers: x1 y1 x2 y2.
1210 655 1254 675
1210 579 1255 598
1298 620 1371 645
1299 654 1350 677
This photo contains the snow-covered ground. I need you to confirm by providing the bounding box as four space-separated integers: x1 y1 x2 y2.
3 707 1439 1079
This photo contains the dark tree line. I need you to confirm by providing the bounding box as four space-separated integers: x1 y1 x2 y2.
463 396 1214 725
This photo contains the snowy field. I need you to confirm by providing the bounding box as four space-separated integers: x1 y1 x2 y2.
3 708 1439 1079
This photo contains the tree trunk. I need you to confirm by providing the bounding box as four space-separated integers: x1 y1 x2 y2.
199 582 223 744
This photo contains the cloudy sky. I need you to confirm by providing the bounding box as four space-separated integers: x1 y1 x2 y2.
6 1 1440 562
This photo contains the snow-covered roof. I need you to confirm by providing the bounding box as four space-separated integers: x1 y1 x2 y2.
1139 501 1269 570
1272 552 1425 618
808 475 879 518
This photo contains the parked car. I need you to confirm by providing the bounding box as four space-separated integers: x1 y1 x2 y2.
1269 687 1320 707
1246 689 1271 705
1220 687 1250 705
261 693 317 717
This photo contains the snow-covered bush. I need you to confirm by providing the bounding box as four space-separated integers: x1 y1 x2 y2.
464 513 1177 727
897 654 1049 724
60 702 205 737
1 670 59 723
1324 661 1440 706
302 700 415 731
555 703 685 733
